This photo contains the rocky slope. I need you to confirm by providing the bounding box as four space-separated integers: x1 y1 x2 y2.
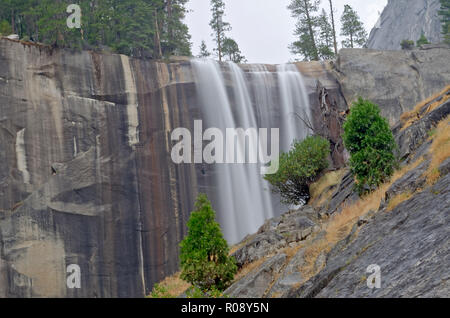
0 37 449 297
225 89 450 298
368 0 443 50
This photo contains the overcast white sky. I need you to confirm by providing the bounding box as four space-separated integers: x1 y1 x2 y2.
185 0 387 64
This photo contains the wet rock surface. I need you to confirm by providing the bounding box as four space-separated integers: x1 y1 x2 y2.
232 206 320 268
333 48 450 126
395 99 450 160
225 254 287 298
291 174 449 298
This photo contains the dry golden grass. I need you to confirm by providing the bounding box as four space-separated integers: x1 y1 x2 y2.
295 156 427 285
309 169 346 206
423 115 450 185
149 272 190 298
234 257 268 282
400 85 450 130
387 191 414 212
282 242 305 259
229 237 252 256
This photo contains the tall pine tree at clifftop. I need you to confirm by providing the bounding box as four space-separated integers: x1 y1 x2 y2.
0 0 192 58
340 4 368 48
198 40 211 58
317 8 335 59
439 0 450 44
209 0 231 62
288 0 320 61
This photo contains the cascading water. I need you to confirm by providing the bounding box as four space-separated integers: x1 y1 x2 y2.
277 64 313 151
191 59 312 244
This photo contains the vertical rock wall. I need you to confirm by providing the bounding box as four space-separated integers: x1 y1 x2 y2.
368 0 443 50
0 39 199 297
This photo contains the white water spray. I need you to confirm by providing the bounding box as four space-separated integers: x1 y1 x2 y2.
191 60 312 244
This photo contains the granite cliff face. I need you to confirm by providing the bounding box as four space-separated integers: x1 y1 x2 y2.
0 38 449 297
368 0 443 50
0 39 198 297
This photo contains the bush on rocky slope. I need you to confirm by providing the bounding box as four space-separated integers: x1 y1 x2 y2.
343 98 397 195
264 136 330 205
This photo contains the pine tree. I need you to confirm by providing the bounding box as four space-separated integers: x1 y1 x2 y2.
0 0 192 58
160 0 192 56
328 0 338 54
0 20 12 35
209 0 231 62
32 0 79 48
438 0 450 44
416 33 430 47
288 0 320 61
198 40 211 58
180 194 237 292
340 4 368 48
343 98 396 195
317 9 335 60
222 38 246 63
108 0 155 57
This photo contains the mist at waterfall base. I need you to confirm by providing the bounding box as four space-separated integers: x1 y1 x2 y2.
191 59 312 245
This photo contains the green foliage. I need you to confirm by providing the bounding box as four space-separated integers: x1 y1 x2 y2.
328 0 338 55
0 0 191 58
0 20 12 35
149 283 175 298
180 194 237 292
343 98 396 195
222 38 246 63
340 4 368 48
264 136 330 205
439 0 450 44
288 0 320 61
416 33 430 47
317 9 335 60
209 0 231 61
198 40 211 58
185 285 227 298
400 39 415 50
288 1 338 61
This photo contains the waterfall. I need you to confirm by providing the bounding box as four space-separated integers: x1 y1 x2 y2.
277 64 313 151
191 60 312 244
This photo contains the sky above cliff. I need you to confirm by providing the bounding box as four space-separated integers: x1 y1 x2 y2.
185 0 388 64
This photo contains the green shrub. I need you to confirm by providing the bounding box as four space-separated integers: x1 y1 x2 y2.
400 39 415 50
416 33 430 47
180 194 237 292
185 286 227 298
343 98 396 195
264 135 330 205
0 20 12 36
148 283 174 298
